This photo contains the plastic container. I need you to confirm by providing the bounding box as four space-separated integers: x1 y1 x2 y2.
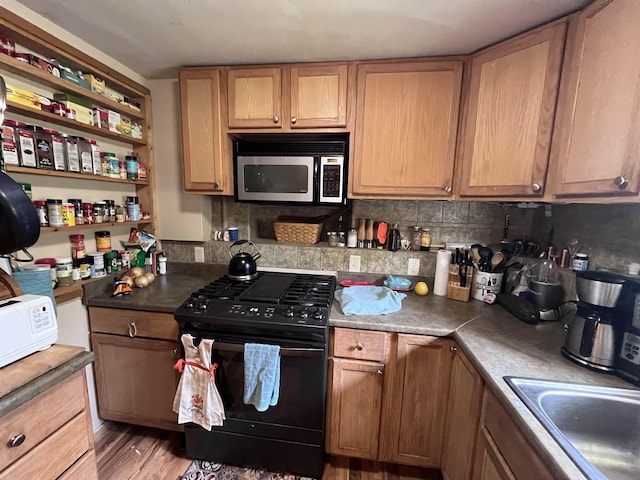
95 231 112 252
34 200 48 226
572 253 589 272
88 252 106 277
61 202 76 226
158 255 167 275
55 256 73 287
125 155 139 180
69 234 86 259
46 198 64 227
126 196 140 221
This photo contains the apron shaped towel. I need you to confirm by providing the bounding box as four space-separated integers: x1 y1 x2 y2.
173 334 225 430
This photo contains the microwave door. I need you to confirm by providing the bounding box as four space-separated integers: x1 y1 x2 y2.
237 156 315 203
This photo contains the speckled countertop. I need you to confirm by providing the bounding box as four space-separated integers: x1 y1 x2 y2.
82 264 638 479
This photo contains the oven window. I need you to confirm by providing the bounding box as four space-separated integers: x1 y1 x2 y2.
244 165 309 193
212 344 325 430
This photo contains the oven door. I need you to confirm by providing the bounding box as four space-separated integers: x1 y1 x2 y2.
187 333 327 445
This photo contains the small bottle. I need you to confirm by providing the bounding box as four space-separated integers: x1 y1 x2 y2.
158 254 167 275
337 215 346 247
411 226 422 251
420 228 432 251
34 200 48 226
347 227 358 248
388 223 401 252
572 252 589 272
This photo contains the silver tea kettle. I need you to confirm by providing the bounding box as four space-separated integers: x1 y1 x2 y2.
227 240 261 281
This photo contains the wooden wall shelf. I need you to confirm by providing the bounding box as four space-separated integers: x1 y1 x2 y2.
6 165 149 185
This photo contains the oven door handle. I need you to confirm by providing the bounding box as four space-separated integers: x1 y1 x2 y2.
213 341 324 358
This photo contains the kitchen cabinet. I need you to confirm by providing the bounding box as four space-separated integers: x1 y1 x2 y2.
89 307 181 431
472 389 553 480
548 0 640 197
351 59 463 198
326 328 390 460
226 63 349 131
457 22 566 198
0 6 157 236
441 348 484 480
379 334 455 468
0 370 98 480
179 68 232 194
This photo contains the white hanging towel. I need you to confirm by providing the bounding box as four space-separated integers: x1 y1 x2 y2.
172 334 225 430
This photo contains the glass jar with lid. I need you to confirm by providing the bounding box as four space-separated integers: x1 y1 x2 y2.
420 228 431 251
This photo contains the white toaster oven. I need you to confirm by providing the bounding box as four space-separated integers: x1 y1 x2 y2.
0 294 58 368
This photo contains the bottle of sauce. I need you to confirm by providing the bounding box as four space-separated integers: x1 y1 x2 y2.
387 223 401 252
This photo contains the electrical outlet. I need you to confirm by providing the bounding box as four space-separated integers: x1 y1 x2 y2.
349 255 361 272
407 258 420 276
194 246 205 263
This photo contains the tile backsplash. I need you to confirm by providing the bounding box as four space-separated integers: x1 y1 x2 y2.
161 198 536 275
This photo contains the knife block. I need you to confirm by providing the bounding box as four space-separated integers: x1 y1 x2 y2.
447 265 472 302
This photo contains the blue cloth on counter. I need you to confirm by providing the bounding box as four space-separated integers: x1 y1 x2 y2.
12 268 56 313
334 286 407 315
243 343 281 412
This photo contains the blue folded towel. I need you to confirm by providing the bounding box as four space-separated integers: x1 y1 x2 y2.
243 343 281 412
334 286 407 315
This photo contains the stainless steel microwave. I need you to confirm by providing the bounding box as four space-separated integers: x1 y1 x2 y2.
233 139 348 205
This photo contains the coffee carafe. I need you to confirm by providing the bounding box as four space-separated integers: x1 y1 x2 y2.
562 271 626 371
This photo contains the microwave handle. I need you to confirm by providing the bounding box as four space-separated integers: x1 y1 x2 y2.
213 341 323 358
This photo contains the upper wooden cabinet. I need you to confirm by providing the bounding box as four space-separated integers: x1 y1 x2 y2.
549 0 640 197
179 68 232 194
457 22 566 197
351 60 463 198
379 334 456 468
227 63 349 130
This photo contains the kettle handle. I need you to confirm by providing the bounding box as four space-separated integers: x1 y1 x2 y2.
228 239 261 260
579 311 600 358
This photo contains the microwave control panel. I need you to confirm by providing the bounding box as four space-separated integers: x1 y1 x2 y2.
319 156 344 203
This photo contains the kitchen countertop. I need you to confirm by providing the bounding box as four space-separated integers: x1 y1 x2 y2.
82 264 638 479
0 344 94 418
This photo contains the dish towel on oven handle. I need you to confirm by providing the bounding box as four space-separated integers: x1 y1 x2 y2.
243 343 281 412
172 334 225 430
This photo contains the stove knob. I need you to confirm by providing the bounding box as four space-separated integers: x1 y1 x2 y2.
299 310 309 320
284 309 295 318
313 310 324 320
184 299 195 309
197 301 208 311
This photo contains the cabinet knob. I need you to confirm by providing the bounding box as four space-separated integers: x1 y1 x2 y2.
212 181 220 189
531 183 542 193
614 176 629 189
377 369 383 375
273 116 279 124
443 185 452 194
450 345 458 352
291 116 297 124
9 434 26 448
355 343 364 351
128 322 137 338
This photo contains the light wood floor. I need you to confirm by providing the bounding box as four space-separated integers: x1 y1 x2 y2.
94 421 442 480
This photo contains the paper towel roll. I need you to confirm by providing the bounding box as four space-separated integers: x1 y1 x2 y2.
433 250 452 296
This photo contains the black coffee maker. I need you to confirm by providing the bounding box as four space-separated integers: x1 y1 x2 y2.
615 277 640 386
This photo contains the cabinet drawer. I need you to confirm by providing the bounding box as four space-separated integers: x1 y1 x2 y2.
482 389 553 480
89 307 178 340
0 413 90 480
0 371 86 471
332 328 389 362
58 450 98 480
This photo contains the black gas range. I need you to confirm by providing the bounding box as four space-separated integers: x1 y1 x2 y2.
173 271 337 479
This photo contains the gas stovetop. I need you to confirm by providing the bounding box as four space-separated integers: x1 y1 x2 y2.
174 272 337 341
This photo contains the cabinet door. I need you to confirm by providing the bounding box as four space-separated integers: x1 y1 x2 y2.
550 0 640 196
472 427 517 480
379 335 456 467
227 67 282 128
91 333 181 431
326 358 384 460
290 64 348 128
179 69 231 193
458 22 566 197
352 61 463 197
441 350 485 480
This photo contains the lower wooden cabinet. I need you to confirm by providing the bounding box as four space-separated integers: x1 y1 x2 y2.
473 389 553 480
89 307 181 431
441 349 484 480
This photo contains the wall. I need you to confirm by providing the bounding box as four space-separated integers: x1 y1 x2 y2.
162 198 536 276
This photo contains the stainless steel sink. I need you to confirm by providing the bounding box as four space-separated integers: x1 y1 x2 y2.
504 377 640 480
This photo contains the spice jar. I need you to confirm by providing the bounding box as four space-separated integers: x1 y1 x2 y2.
95 231 112 252
68 199 83 225
119 160 127 179
69 234 86 259
93 202 106 223
61 202 76 226
327 232 338 247
104 200 116 222
34 200 48 226
115 204 126 222
46 198 64 227
100 152 114 176
126 196 140 221
420 228 431 251
572 253 589 272
55 256 73 287
83 202 94 224
411 226 422 251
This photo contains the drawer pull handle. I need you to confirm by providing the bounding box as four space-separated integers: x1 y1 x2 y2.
291 116 297 124
377 369 383 375
450 346 458 352
614 175 629 189
128 322 137 338
9 434 26 448
531 183 542 193
273 116 279 124
355 343 364 351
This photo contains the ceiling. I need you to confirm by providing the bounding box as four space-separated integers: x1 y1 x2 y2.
17 0 591 79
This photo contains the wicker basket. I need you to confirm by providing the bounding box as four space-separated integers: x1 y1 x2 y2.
273 222 323 244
